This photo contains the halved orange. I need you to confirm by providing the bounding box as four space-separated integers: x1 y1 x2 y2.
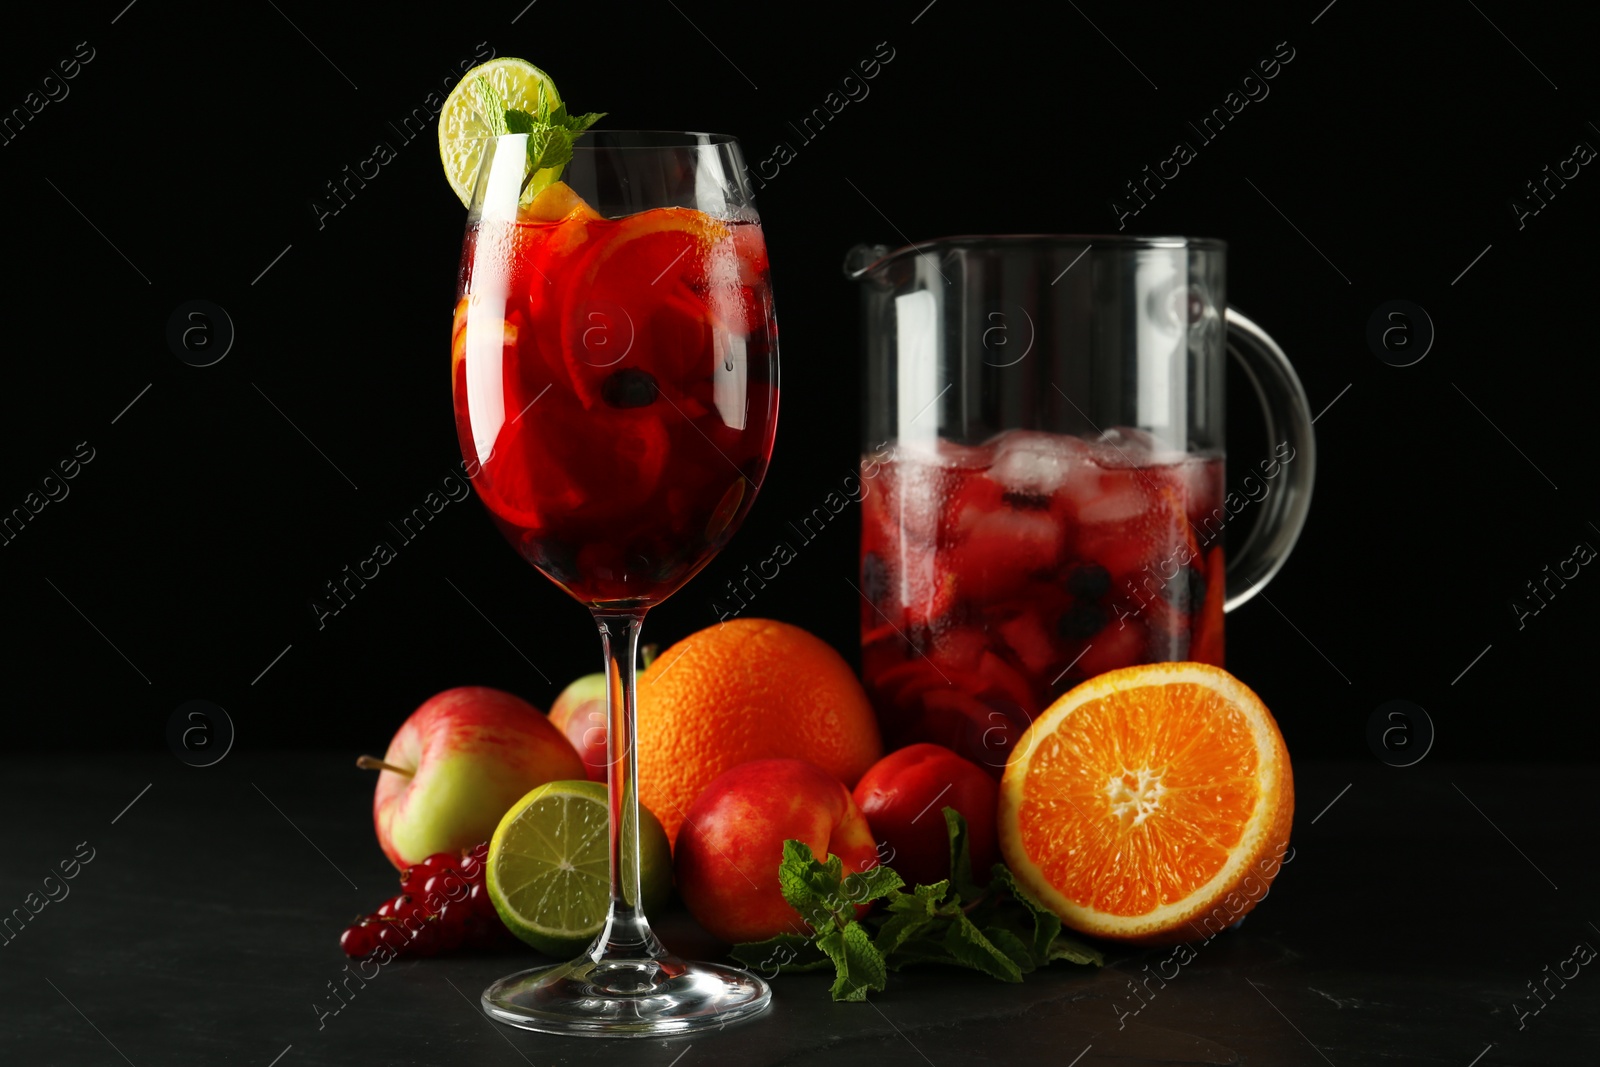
999 662 1293 945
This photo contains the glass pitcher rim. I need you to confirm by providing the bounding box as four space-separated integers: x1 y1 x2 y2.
845 233 1227 280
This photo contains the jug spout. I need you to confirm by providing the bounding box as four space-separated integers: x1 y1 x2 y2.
843 242 892 281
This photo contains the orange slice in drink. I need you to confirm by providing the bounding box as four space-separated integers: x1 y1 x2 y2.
559 207 731 408
522 179 602 223
999 662 1293 944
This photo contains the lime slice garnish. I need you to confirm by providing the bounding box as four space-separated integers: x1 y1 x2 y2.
486 779 673 957
438 57 562 208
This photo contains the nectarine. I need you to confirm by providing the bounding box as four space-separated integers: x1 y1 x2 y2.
675 759 879 944
852 743 998 888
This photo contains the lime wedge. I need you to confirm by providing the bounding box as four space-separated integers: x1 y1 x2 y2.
438 57 562 208
486 779 673 957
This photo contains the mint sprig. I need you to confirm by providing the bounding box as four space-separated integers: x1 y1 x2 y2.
473 77 604 195
472 79 604 195
730 809 1104 1002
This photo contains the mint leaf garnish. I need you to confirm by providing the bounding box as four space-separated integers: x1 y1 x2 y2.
941 912 1024 982
530 126 575 173
504 109 537 136
777 839 841 920
817 921 887 1001
1048 935 1105 967
498 82 607 197
945 805 986 901
475 77 509 137
840 864 905 906
984 864 1057 958
733 809 1104 1002
982 926 1037 973
564 110 605 134
872 880 947 957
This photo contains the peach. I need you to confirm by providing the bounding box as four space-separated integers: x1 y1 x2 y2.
675 759 879 944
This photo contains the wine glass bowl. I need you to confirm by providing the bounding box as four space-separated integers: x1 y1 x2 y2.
453 131 778 1035
454 131 777 608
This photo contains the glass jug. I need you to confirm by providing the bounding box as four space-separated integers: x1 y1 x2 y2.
847 235 1315 773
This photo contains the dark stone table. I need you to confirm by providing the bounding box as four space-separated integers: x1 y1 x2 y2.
3 753 1594 1065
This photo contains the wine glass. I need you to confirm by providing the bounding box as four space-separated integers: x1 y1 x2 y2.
451 131 778 1035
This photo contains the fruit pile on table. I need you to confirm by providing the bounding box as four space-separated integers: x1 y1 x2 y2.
343 618 1293 1001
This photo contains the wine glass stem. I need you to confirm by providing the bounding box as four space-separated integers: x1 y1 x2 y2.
592 608 666 964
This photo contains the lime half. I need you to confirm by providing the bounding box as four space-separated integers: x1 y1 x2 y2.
438 57 562 207
486 779 673 957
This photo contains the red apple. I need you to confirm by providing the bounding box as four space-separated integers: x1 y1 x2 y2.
675 759 879 944
547 672 608 782
362 687 584 869
852 743 999 888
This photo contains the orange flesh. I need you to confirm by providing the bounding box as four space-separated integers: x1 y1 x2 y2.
1016 682 1261 916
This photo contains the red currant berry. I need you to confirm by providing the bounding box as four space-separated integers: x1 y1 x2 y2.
441 895 473 929
375 894 410 919
400 852 456 893
458 842 490 879
373 921 408 956
339 922 377 959
468 880 498 923
392 896 429 926
422 869 471 906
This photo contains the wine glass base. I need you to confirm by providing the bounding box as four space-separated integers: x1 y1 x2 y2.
481 954 771 1038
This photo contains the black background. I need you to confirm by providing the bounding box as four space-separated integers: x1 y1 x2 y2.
3 0 1596 764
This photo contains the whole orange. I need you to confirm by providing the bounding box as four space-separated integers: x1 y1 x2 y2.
636 618 883 846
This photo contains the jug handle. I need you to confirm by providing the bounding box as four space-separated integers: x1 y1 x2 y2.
1222 307 1317 612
